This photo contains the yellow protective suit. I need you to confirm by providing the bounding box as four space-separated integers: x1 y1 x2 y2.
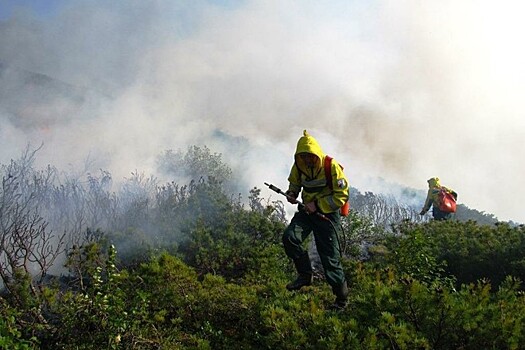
287 130 349 214
421 177 457 215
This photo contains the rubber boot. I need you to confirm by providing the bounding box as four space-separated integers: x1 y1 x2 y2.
286 253 313 291
330 281 349 310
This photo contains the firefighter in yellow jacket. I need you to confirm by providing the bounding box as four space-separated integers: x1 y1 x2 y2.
419 177 458 220
282 130 350 309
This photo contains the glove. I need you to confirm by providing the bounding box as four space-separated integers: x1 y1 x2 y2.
304 201 317 214
285 190 298 204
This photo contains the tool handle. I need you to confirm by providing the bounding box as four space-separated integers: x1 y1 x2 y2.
264 182 328 221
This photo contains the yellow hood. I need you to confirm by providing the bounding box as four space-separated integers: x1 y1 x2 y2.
427 177 441 188
294 130 324 173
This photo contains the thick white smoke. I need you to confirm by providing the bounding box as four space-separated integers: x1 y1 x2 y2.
1 0 524 222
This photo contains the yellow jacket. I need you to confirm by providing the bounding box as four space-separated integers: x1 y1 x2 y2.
287 130 349 214
421 177 457 213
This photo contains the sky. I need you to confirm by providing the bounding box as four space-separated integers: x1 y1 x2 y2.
0 0 524 223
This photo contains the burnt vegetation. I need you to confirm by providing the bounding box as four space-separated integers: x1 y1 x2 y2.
1 145 525 349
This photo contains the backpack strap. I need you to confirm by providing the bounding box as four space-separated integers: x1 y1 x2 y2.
324 155 350 216
324 155 333 191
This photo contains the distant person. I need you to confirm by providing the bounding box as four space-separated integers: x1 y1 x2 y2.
282 130 350 310
419 177 458 220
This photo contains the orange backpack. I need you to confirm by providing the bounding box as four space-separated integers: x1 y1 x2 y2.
324 155 350 216
438 188 457 213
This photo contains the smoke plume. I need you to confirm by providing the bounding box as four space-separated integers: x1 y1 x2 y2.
1 0 524 222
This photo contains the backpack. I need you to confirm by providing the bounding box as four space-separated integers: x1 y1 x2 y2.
324 155 350 216
438 188 457 213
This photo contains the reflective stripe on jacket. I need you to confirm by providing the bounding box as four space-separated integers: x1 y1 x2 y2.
287 130 349 214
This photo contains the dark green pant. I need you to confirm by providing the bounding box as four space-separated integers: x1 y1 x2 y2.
282 210 345 287
432 207 453 220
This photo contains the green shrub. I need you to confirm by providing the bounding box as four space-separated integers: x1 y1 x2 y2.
0 298 38 349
